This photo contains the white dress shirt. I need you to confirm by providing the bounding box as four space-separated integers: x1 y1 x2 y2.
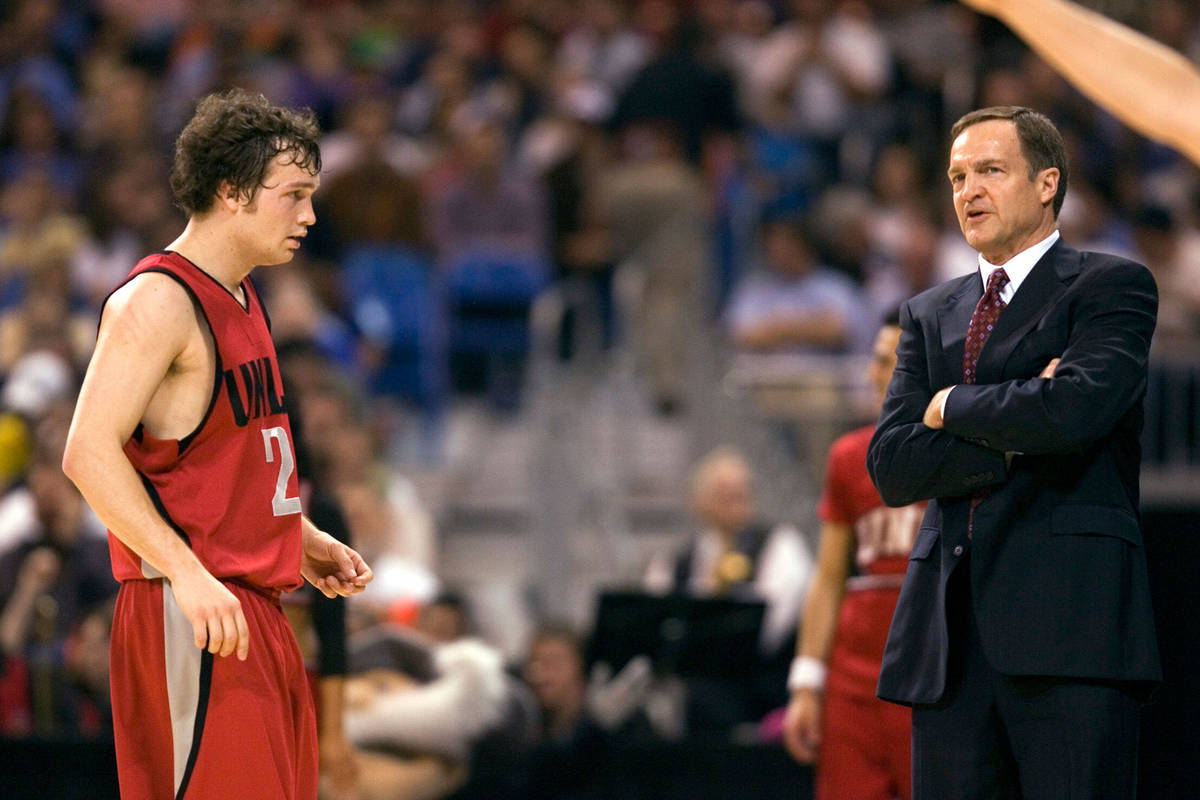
940 229 1062 418
977 229 1060 304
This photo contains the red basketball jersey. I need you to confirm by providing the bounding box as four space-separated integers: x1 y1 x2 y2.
818 425 924 576
817 425 924 698
106 252 303 594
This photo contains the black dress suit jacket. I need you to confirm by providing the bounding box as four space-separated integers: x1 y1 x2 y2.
867 239 1162 705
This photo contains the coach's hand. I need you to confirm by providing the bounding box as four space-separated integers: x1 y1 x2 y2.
171 564 250 660
924 386 953 429
301 527 373 599
783 688 823 763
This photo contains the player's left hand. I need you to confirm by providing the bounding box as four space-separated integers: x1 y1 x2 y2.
301 529 373 598
782 687 823 763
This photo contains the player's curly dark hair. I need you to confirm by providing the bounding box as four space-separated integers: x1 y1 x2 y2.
170 89 321 216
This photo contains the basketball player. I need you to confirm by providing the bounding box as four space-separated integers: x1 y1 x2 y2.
62 90 372 800
782 314 922 800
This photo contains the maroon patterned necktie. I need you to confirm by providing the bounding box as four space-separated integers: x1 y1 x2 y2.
964 267 1009 537
963 268 1010 384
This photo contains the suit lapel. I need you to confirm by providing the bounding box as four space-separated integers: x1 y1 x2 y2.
975 240 1081 383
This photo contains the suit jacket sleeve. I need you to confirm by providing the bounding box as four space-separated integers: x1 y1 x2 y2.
942 259 1157 455
867 300 1009 507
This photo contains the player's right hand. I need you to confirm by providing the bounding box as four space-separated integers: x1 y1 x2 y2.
782 688 823 764
171 566 250 661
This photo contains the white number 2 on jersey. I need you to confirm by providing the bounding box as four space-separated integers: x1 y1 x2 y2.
261 426 302 516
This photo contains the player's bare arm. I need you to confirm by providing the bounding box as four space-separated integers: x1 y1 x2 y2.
960 0 1200 166
62 272 252 661
783 521 854 764
300 516 373 599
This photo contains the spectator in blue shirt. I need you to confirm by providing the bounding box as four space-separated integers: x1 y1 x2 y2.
727 218 871 356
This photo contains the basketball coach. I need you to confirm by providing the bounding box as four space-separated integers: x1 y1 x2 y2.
867 106 1160 799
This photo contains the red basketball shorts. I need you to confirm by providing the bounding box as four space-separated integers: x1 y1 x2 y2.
816 686 912 800
110 579 318 799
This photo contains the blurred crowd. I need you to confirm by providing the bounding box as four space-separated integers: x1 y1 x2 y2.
2 0 1200 797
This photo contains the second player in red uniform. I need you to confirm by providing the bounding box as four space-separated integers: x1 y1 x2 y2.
783 316 923 800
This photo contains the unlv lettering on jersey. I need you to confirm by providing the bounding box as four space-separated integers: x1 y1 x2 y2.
224 356 287 426
853 504 923 569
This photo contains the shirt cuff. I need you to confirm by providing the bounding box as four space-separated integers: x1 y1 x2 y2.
939 385 954 422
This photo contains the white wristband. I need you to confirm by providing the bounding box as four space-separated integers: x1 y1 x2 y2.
787 656 827 692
